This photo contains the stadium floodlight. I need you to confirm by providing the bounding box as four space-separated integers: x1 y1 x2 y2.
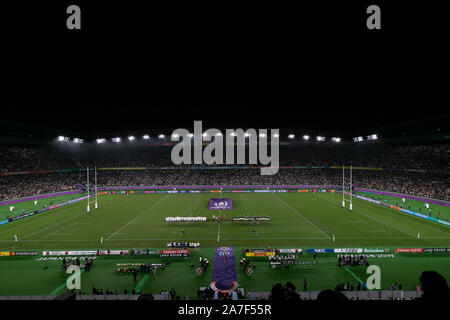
332 137 341 143
112 137 121 143
172 133 179 139
230 132 237 137
367 134 378 141
96 138 106 144
73 138 84 144
316 136 325 142
259 133 267 138
128 136 135 141
143 135 150 140
215 132 223 137
187 133 194 138
272 133 280 138
57 136 70 142
303 135 310 140
244 132 251 137
353 136 364 142
288 134 295 139
202 132 208 137
158 134 165 139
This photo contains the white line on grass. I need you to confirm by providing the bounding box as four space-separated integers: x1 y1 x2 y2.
318 192 450 236
179 194 203 236
239 193 266 247
44 230 59 238
21 211 86 240
3 235 450 243
317 193 417 238
6 197 120 239
217 221 220 243
0 200 85 235
273 193 332 240
105 195 169 241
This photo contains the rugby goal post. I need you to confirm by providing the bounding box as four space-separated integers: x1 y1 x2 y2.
342 165 353 211
86 166 99 212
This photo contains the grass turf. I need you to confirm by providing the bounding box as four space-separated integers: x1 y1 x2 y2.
353 190 450 222
0 191 449 296
0 193 85 221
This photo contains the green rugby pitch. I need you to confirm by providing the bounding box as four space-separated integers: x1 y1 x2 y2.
0 191 449 297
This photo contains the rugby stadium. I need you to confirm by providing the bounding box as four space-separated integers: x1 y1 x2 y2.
0 123 449 301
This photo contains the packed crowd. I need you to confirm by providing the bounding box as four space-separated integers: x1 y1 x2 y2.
0 143 449 201
0 169 448 202
1 143 449 172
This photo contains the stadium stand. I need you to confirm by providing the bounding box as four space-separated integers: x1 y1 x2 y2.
0 143 449 201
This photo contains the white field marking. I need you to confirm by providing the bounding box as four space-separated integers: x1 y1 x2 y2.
273 193 331 239
44 230 59 238
22 197 121 240
179 194 203 233
21 211 86 240
317 193 417 238
367 230 391 234
0 200 86 235
346 207 417 238
239 193 261 239
1 197 119 237
105 195 169 240
318 192 450 236
347 220 369 224
3 235 450 243
217 221 221 243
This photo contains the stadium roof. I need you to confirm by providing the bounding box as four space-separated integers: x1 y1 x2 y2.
1 114 449 146
3 3 449 144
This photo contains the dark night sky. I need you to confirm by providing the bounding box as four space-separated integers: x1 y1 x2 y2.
3 2 450 135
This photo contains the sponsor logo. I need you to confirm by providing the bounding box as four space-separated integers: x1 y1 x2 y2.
363 248 390 253
13 251 38 256
335 248 363 253
394 248 423 253
306 249 334 253
424 248 450 253
278 248 302 253
245 252 275 257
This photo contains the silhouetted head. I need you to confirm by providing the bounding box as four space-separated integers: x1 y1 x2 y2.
419 271 449 301
271 283 286 301
286 282 296 292
316 289 349 303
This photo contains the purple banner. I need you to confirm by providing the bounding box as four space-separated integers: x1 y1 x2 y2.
208 198 234 210
212 247 237 291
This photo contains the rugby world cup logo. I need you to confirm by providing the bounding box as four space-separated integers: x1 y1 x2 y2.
218 247 232 256
216 201 228 207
